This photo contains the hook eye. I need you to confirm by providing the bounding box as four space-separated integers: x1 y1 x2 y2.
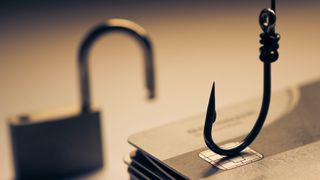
259 8 276 33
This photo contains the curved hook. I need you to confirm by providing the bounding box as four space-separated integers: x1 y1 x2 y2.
203 0 279 156
78 19 156 113
204 63 271 156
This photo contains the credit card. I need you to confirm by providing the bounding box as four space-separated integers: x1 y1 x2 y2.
128 79 320 179
125 151 171 180
128 162 159 180
129 141 320 180
132 150 185 180
128 165 149 180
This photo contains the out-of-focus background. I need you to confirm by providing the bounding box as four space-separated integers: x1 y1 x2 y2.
0 0 319 179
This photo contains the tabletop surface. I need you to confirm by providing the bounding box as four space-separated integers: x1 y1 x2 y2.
0 1 319 179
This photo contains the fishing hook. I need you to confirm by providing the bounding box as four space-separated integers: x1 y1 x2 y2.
203 0 280 156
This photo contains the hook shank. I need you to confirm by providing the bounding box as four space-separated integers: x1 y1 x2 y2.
271 0 276 12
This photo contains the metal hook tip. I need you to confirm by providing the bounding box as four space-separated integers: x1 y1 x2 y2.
212 81 215 88
209 81 216 108
211 81 216 96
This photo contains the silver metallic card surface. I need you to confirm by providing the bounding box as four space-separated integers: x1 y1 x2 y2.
199 142 263 170
128 79 320 179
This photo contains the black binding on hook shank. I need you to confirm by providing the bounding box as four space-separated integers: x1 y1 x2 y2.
203 0 280 156
78 19 156 114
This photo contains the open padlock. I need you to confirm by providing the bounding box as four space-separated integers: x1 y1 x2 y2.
9 19 156 179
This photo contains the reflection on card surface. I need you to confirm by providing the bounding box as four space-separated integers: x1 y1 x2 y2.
128 79 320 179
199 142 263 170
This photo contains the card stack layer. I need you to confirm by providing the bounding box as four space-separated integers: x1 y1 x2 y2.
125 79 320 179
124 150 186 180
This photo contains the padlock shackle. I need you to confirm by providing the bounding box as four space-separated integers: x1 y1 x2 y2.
78 19 156 113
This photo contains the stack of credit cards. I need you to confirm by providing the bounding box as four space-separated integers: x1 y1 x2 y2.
125 79 320 179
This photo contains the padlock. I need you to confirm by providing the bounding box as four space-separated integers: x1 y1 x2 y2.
9 18 156 179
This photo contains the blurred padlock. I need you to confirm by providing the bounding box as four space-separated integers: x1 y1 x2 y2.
9 19 156 179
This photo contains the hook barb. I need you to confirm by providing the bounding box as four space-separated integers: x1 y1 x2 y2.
205 82 216 124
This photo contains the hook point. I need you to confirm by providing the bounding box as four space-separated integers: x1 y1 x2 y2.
211 81 215 94
209 81 216 109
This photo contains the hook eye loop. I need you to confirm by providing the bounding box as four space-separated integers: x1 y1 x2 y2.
259 8 276 33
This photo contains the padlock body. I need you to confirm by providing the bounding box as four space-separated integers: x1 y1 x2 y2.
9 111 103 179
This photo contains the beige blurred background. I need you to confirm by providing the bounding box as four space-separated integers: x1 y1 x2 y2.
0 0 319 179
